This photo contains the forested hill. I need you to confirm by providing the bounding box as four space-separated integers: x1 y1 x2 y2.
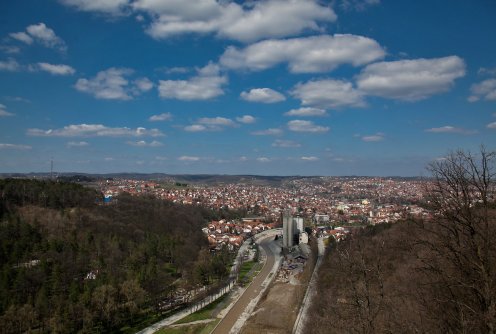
0 179 226 333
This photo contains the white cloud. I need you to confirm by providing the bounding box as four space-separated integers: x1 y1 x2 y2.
67 141 89 147
127 140 163 147
357 56 466 100
155 156 167 160
251 128 283 136
339 0 380 11
287 120 329 133
220 34 384 73
487 122 496 129
184 124 207 132
236 115 256 124
284 107 327 117
9 32 33 44
0 104 14 117
27 124 164 137
425 126 477 135
0 58 20 71
185 117 237 132
0 143 32 150
0 45 21 54
149 112 172 121
301 156 319 161
198 116 236 127
12 23 68 52
478 67 496 76
134 77 154 91
361 133 384 142
292 79 365 108
256 157 271 162
75 68 139 100
37 63 75 75
468 79 496 102
59 0 130 15
159 63 227 100
272 139 301 148
240 88 285 103
178 156 200 161
143 0 336 43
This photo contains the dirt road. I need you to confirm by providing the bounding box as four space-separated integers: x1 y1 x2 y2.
211 237 276 334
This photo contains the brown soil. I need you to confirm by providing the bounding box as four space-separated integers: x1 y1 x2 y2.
240 243 317 334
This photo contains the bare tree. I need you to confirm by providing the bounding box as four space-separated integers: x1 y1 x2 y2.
418 147 496 333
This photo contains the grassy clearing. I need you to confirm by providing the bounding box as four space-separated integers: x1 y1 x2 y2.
174 294 228 325
238 261 260 283
155 319 220 334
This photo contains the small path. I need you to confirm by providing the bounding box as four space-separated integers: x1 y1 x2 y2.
293 237 325 334
167 319 215 328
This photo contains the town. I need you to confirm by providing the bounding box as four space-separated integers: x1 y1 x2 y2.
99 176 433 249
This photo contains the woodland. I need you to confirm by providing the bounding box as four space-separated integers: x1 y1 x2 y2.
307 149 496 334
0 179 235 333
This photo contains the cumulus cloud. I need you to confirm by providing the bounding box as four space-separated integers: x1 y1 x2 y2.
37 63 75 75
425 126 477 135
339 0 381 11
256 157 271 162
143 0 336 43
301 156 319 161
272 139 301 148
251 128 283 136
357 56 466 100
240 88 285 103
184 124 207 132
59 0 130 15
0 104 14 117
0 58 20 71
134 77 154 91
178 155 200 161
159 63 227 100
236 115 256 124
127 140 163 147
284 107 327 117
27 124 164 137
287 120 329 133
487 122 496 129
75 68 151 100
0 143 32 150
0 45 21 54
198 116 236 127
185 116 237 131
468 79 496 102
221 34 384 73
67 141 89 147
9 32 33 44
11 23 67 51
361 133 384 142
149 112 172 121
292 79 365 108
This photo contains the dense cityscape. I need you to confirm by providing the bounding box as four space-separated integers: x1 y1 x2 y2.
99 176 432 249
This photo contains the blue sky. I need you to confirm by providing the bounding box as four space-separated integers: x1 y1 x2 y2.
0 0 495 176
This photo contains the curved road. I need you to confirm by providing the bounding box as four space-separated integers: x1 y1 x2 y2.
212 237 276 334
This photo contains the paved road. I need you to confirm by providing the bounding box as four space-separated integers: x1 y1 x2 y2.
211 237 276 334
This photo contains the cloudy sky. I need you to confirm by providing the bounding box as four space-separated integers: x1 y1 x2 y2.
0 0 495 176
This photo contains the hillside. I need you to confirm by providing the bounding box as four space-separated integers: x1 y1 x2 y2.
0 179 231 333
